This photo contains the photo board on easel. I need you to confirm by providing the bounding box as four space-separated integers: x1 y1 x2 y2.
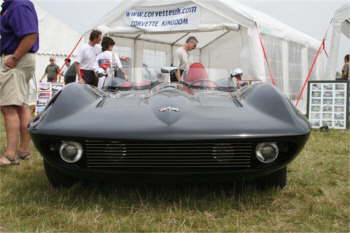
307 80 349 129
36 83 65 115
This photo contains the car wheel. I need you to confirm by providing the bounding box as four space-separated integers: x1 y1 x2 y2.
43 160 77 188
256 167 287 189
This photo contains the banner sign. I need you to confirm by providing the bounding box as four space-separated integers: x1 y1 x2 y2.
36 83 65 115
125 3 200 32
307 81 349 130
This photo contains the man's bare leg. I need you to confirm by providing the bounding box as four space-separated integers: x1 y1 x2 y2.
17 105 32 153
0 106 20 161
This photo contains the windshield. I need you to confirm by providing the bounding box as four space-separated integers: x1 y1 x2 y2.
101 63 244 92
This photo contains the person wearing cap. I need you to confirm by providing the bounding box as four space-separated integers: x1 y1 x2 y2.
230 68 247 88
0 0 39 166
174 36 198 82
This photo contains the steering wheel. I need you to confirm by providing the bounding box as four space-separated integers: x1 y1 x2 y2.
189 79 217 88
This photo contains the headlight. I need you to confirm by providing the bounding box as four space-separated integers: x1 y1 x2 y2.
59 141 83 163
255 142 279 164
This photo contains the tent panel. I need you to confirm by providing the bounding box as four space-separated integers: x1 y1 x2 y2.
287 41 303 101
341 20 350 38
200 31 242 73
35 4 81 56
261 34 284 91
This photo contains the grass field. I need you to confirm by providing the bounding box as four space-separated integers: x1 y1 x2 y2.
0 116 349 233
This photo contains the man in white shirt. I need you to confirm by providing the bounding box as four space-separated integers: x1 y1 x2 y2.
174 36 198 82
75 30 102 87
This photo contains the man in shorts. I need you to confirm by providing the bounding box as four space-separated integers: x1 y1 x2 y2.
0 0 39 166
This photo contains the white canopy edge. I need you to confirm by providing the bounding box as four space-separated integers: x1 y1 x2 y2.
342 20 350 38
324 2 350 79
333 2 350 25
334 1 350 38
99 23 240 35
98 23 240 48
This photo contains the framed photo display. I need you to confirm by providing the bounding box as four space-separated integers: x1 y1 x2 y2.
36 83 65 115
307 81 349 129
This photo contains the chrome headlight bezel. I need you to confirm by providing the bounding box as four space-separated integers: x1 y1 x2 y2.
255 142 279 164
59 141 83 164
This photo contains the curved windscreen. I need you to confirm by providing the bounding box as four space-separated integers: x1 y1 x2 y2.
101 64 163 90
101 63 245 91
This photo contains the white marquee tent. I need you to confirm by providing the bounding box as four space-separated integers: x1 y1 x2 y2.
324 2 350 80
92 0 326 112
34 3 82 82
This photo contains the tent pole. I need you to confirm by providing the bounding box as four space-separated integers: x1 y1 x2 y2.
133 38 137 69
201 30 231 50
116 35 173 46
295 40 325 107
171 32 191 46
57 35 84 81
171 46 174 66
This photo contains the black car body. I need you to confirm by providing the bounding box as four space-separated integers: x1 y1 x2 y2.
30 69 310 188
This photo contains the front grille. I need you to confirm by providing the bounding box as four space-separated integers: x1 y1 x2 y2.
84 140 254 169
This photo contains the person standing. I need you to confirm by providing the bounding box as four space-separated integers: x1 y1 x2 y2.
61 57 71 78
40 56 60 82
341 54 349 80
0 0 39 166
94 36 126 88
75 30 102 87
64 60 78 85
174 36 198 82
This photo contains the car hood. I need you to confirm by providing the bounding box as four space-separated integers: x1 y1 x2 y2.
30 83 310 140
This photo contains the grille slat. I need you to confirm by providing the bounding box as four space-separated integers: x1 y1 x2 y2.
85 152 252 156
85 160 251 163
85 140 254 169
86 156 251 159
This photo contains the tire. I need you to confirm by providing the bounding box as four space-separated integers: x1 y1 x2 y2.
256 167 287 189
43 160 77 188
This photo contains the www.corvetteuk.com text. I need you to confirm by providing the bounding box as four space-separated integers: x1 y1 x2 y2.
126 6 198 18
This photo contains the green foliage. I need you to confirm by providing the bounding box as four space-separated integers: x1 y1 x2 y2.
0 117 349 232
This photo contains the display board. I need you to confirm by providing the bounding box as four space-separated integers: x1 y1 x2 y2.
36 83 65 115
307 81 349 129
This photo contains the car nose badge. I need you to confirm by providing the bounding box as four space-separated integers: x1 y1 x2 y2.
159 106 180 113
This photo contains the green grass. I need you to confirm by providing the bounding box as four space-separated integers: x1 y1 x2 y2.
0 116 349 233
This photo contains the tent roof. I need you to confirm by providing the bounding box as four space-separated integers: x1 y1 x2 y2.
95 0 320 49
35 3 82 56
333 2 350 38
333 2 350 23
